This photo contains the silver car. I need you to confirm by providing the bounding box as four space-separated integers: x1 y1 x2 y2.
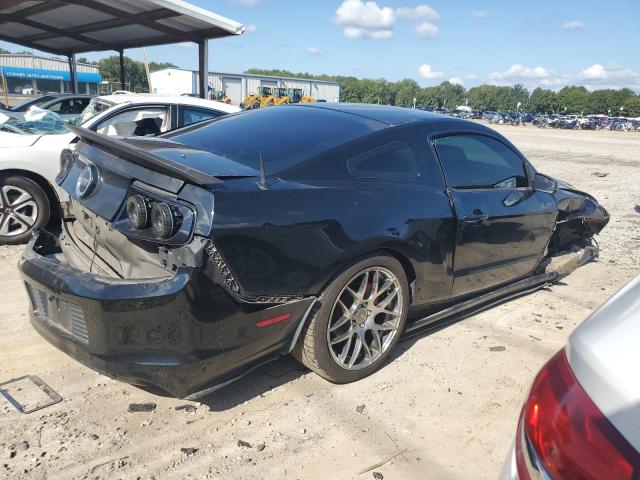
500 275 640 479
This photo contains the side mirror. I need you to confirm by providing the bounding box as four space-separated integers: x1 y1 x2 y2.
533 174 558 194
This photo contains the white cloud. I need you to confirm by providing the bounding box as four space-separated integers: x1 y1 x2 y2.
489 64 551 81
175 42 193 49
307 46 322 56
335 0 395 29
579 64 607 79
563 20 583 30
448 77 464 86
343 26 393 39
231 0 261 5
334 1 439 40
396 5 439 21
418 64 444 80
485 63 640 91
577 64 640 90
245 24 257 33
465 73 479 80
415 22 439 38
472 10 488 18
369 29 394 39
343 26 364 38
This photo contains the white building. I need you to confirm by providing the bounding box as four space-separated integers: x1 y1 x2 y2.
150 68 341 106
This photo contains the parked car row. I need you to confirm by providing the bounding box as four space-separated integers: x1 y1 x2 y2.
533 114 640 131
419 105 640 132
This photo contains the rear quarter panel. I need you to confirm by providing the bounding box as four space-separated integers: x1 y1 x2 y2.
210 179 456 306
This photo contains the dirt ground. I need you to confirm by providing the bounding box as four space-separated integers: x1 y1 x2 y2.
1 125 639 480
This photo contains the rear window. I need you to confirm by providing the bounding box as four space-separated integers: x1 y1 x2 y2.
164 107 383 174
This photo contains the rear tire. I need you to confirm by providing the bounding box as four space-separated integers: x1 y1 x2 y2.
293 255 408 383
0 175 50 245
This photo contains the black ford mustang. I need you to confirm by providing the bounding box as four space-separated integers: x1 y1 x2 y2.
19 104 608 398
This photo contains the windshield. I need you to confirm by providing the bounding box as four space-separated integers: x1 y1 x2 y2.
0 109 68 135
77 98 115 125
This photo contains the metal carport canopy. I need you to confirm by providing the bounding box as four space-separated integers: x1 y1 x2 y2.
0 0 244 97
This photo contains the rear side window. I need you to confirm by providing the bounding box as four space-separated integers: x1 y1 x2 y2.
181 107 223 127
434 134 527 189
164 107 383 174
348 140 419 180
47 99 88 115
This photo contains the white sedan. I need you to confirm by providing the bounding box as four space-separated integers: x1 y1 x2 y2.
0 94 239 244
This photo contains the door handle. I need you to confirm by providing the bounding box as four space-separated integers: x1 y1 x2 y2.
463 210 489 224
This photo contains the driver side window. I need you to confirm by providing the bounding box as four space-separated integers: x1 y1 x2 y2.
95 107 170 137
434 134 527 189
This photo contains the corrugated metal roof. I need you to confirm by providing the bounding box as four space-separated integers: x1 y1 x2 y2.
0 0 244 56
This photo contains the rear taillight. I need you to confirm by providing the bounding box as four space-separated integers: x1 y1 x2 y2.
516 349 640 480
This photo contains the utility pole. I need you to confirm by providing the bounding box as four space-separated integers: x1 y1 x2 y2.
142 48 152 93
0 68 9 108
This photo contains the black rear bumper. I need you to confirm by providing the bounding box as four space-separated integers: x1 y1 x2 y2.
19 231 315 398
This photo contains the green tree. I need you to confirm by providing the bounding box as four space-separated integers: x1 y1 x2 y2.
392 79 420 107
527 88 558 113
148 61 177 72
97 55 148 92
556 86 591 114
622 96 640 117
438 81 465 109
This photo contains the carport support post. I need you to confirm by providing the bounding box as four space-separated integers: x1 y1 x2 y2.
118 50 126 91
68 54 78 94
198 39 209 99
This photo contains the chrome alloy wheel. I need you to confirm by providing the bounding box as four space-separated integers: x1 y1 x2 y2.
0 185 39 237
327 267 403 370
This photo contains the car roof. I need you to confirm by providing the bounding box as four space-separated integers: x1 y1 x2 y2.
568 275 640 452
95 94 240 113
291 102 478 130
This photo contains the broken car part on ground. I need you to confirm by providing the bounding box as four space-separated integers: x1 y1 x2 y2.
18 104 608 397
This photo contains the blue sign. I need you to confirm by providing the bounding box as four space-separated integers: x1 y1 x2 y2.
0 66 102 83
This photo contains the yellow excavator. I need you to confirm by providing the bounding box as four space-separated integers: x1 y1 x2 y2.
271 88 316 106
289 88 315 104
242 87 316 109
242 86 274 110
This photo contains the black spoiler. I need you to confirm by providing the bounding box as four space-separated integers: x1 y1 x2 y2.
66 125 222 186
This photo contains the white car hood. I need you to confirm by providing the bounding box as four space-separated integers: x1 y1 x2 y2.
568 275 640 452
31 131 76 149
0 131 43 148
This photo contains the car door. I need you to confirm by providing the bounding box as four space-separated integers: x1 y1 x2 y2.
432 133 557 297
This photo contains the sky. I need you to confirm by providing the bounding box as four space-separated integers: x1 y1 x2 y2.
2 0 639 91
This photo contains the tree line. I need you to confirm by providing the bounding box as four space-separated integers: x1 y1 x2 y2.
2 49 637 116
76 55 176 93
246 68 640 117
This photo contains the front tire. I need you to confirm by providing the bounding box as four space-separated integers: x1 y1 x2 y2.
293 255 408 383
0 175 50 245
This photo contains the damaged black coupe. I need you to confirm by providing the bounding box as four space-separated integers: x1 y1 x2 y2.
19 104 608 398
